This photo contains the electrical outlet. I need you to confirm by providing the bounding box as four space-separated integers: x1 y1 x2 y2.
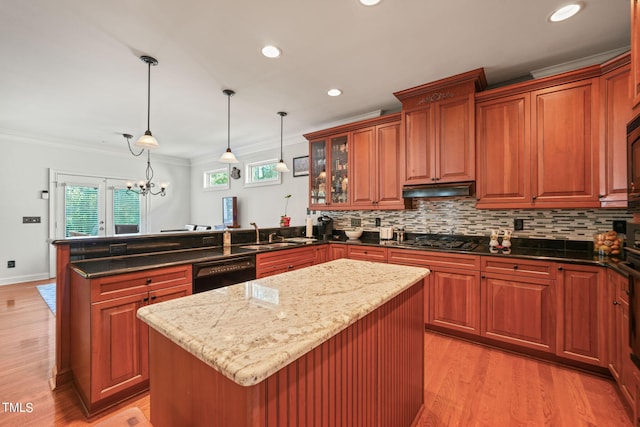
375 218 381 227
7 260 15 268
351 218 361 227
22 216 41 224
514 219 524 231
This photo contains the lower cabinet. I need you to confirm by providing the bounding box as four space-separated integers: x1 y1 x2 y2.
329 243 348 260
70 265 192 415
256 246 319 278
388 248 480 329
556 264 607 367
609 269 635 409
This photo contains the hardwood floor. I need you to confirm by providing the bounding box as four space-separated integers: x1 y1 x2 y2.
0 279 632 426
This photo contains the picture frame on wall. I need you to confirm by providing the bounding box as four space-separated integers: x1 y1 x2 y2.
293 156 309 177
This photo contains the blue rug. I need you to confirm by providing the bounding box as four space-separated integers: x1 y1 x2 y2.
36 283 56 315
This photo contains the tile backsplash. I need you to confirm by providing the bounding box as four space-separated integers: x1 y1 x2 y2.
318 197 631 241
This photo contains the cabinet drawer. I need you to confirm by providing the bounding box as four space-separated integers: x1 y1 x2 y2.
347 246 387 262
256 246 316 278
480 257 556 279
388 248 479 270
91 265 192 302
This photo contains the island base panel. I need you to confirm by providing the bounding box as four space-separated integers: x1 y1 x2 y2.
148 279 425 427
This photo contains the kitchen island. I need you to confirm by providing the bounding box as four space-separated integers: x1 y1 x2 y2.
137 258 429 427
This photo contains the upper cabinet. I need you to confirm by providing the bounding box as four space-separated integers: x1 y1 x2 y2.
393 69 487 186
476 56 634 209
305 114 405 211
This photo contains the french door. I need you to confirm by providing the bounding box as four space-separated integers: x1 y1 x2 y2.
48 170 147 275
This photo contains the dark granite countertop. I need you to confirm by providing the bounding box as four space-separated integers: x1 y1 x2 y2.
70 233 628 279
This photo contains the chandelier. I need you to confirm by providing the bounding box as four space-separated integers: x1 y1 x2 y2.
124 133 167 196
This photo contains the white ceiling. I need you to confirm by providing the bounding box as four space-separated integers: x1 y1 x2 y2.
0 0 631 160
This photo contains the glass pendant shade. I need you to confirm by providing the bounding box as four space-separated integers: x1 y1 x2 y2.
276 111 289 173
135 130 159 149
219 147 238 163
275 160 290 172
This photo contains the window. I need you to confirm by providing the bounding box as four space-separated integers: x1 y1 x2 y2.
113 188 141 233
204 167 230 190
64 185 99 237
244 158 281 187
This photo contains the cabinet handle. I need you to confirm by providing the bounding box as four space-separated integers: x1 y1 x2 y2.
146 278 152 284
613 300 620 305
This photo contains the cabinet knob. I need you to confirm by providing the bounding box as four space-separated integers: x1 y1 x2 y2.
613 300 620 305
288 265 294 269
476 198 481 202
481 275 486 279
532 196 538 200
143 297 149 302
513 265 518 270
431 177 437 182
558 266 564 271
146 278 152 284
626 290 631 296
151 295 157 301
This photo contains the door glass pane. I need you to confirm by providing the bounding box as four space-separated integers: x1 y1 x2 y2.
64 185 99 237
113 188 141 234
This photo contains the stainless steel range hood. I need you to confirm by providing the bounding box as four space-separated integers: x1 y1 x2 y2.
402 181 475 199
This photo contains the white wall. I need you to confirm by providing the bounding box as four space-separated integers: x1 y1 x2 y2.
0 134 190 284
190 142 309 230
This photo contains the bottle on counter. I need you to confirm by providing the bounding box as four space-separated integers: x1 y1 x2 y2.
223 228 231 248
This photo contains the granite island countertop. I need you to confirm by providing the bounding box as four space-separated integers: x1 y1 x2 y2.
136 258 429 386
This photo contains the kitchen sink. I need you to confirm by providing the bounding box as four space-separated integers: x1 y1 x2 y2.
240 242 299 250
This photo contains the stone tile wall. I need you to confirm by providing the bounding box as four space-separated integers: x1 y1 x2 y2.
317 197 631 241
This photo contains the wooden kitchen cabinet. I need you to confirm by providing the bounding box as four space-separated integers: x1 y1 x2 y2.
329 243 348 260
256 246 318 278
388 248 480 331
351 119 405 209
394 69 486 186
476 63 609 209
480 257 556 352
305 113 404 211
347 245 387 262
556 263 607 367
475 93 532 208
632 0 640 110
609 269 634 408
70 265 192 415
600 54 633 207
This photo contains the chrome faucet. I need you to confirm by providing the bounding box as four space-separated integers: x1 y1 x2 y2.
250 222 260 244
269 232 277 243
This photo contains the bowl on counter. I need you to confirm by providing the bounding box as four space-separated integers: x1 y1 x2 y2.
345 229 363 240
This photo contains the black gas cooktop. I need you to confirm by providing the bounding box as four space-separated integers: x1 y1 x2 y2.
400 235 481 251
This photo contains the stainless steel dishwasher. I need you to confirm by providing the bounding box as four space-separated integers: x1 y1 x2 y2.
192 255 256 293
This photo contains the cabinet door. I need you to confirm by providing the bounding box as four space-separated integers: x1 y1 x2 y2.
601 64 633 207
351 126 377 207
329 134 350 206
330 244 348 260
481 273 555 352
309 139 328 209
149 283 191 304
429 267 480 335
403 107 436 184
556 264 607 366
531 80 600 207
91 292 149 403
313 246 328 265
608 271 623 384
437 95 474 183
375 121 404 209
475 93 531 208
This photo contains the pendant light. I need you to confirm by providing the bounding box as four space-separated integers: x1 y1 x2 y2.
275 111 290 173
219 89 239 163
135 56 159 149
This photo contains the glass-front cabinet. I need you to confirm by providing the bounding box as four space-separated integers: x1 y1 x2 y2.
309 133 350 209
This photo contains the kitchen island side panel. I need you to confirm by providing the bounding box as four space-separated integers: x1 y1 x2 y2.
147 279 425 427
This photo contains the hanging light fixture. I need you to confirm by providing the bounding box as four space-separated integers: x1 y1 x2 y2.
123 134 167 196
135 55 159 148
275 111 289 173
219 89 239 163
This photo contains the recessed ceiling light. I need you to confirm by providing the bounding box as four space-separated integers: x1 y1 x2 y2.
261 45 281 58
327 89 342 97
359 0 381 5
549 3 582 22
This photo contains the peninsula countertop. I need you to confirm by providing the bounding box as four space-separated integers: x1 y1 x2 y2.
136 258 429 386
